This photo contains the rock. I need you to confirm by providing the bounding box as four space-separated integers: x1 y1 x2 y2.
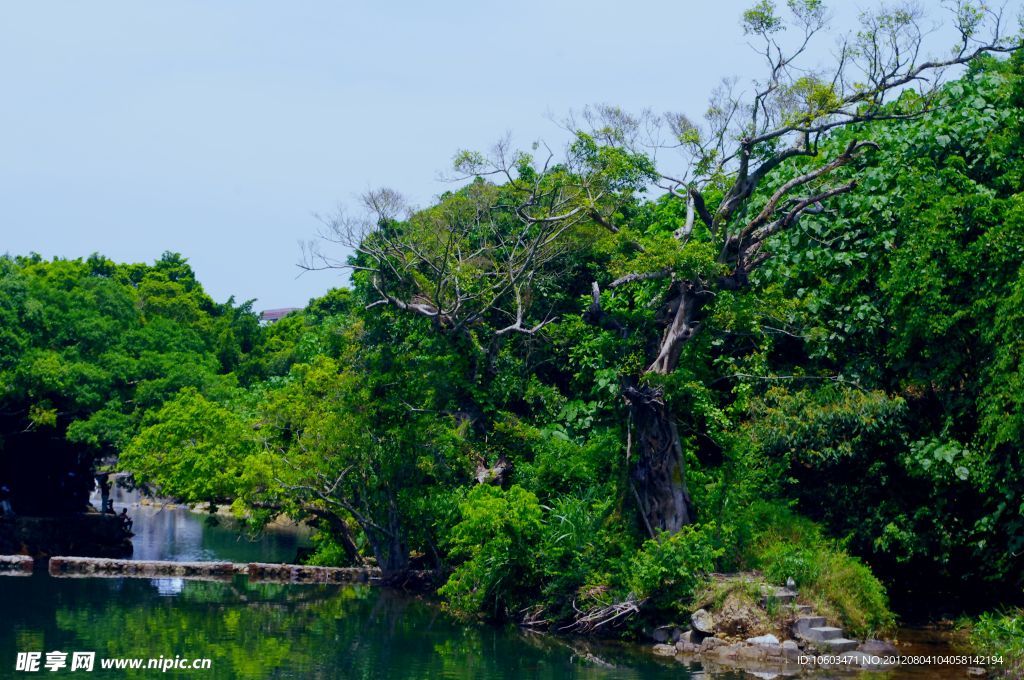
781 640 800 660
651 626 672 643
715 590 773 637
699 637 726 652
675 641 699 654
966 668 987 678
678 630 693 644
858 639 898 655
691 608 715 634
746 634 780 647
707 643 744 659
652 644 677 657
737 645 768 661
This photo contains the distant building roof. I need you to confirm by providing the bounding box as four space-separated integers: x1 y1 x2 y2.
259 307 301 323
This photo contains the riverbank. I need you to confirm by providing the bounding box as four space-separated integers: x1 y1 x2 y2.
635 573 1009 678
4 554 1004 677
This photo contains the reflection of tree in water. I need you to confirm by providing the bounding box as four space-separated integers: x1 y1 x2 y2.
2 576 685 679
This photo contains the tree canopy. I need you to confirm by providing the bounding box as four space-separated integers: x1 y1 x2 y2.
4 0 1023 642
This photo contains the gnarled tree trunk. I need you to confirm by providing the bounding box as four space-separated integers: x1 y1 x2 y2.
626 383 693 535
627 279 711 535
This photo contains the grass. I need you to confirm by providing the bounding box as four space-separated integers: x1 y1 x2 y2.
969 609 1024 676
744 502 897 639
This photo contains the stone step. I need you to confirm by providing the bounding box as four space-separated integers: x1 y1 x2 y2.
803 626 843 642
793 616 827 636
819 638 859 653
760 586 797 604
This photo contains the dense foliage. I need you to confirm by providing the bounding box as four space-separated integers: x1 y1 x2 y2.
0 252 261 513
3 1 1022 650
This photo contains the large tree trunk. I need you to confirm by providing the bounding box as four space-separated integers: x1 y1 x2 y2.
625 383 693 535
365 499 409 579
626 279 710 535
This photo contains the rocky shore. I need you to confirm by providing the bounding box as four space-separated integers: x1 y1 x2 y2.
647 578 904 674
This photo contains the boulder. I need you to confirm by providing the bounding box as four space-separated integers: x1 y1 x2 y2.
746 634 780 647
715 591 773 637
652 644 677 657
781 640 800 660
691 608 715 635
966 668 987 678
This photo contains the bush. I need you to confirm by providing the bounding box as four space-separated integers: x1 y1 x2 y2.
438 485 543 620
758 542 822 588
623 523 721 614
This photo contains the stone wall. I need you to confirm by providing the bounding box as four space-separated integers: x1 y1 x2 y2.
47 556 386 584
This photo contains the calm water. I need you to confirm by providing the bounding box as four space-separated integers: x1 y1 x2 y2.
96 484 310 564
0 489 712 678
0 574 709 679
1 490 970 678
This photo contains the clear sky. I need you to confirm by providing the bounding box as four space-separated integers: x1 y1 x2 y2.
1 1 1018 310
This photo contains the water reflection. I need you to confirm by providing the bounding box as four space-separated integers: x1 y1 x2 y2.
0 574 709 679
91 485 310 564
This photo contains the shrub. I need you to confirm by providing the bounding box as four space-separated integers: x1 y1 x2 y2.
438 485 543 620
623 523 721 614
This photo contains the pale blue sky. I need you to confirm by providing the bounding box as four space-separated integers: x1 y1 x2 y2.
1 1 1017 310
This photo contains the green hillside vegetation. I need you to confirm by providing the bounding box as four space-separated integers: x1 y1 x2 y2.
2 0 1022 661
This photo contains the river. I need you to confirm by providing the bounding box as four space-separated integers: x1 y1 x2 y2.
0 489 976 679
0 489 721 678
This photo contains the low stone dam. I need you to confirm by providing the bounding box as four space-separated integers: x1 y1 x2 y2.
1 554 398 584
